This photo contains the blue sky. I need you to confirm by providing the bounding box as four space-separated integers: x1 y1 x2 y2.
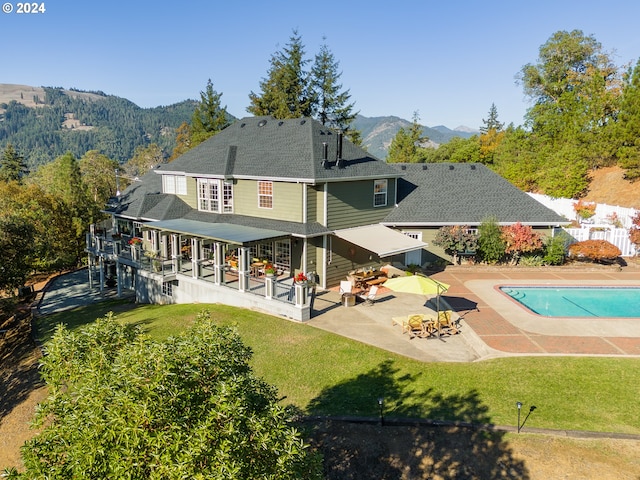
2 0 640 129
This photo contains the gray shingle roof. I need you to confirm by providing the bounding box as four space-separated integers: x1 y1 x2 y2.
106 170 191 221
156 116 401 182
383 163 569 226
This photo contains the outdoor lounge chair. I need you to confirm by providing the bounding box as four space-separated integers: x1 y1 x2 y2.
359 285 378 306
436 310 459 336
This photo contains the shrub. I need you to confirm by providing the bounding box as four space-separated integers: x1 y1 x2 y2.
433 225 478 264
567 239 621 263
477 217 506 264
501 222 544 265
543 235 567 266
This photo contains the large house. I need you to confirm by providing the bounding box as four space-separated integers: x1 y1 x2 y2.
86 116 568 320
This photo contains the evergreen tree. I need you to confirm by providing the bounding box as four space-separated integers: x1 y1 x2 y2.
311 40 361 144
247 30 314 119
615 60 640 180
479 103 504 134
190 79 230 147
477 216 506 264
387 112 428 163
0 143 29 183
478 104 505 164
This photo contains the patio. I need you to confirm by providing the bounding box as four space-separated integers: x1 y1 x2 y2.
308 264 640 362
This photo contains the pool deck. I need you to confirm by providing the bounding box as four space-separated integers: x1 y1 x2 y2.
430 264 640 357
308 263 640 362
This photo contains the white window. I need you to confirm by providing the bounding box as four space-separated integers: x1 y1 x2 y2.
162 280 175 296
163 175 187 195
374 179 387 207
197 178 233 213
258 181 273 209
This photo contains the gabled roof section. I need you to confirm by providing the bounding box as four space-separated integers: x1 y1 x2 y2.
156 116 401 182
384 163 570 226
105 170 191 221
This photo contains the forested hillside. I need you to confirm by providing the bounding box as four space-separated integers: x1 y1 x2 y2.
0 85 197 167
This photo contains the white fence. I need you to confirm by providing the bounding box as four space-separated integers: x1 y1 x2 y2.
562 227 637 257
528 192 638 228
527 193 638 257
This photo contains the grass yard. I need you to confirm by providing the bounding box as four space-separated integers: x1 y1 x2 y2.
36 301 640 435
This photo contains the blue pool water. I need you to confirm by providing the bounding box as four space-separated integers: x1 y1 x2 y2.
499 286 640 318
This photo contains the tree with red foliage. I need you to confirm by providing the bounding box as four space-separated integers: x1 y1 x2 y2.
501 223 543 264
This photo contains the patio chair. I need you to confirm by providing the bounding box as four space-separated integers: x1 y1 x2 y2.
406 314 430 338
339 280 352 294
359 285 378 306
436 310 459 336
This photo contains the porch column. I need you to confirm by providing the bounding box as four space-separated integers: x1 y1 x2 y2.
191 238 200 279
171 234 180 273
116 261 122 297
160 233 169 260
213 242 225 285
238 247 250 292
88 254 93 289
99 256 105 293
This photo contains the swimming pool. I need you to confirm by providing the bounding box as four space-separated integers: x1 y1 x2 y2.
499 286 640 318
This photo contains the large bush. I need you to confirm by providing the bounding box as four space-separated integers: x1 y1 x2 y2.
15 311 322 479
567 239 621 263
477 217 506 264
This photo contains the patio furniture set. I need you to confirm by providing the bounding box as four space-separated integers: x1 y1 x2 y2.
392 310 460 339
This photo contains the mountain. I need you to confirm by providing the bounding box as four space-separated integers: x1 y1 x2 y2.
353 115 478 160
0 83 478 166
0 84 197 167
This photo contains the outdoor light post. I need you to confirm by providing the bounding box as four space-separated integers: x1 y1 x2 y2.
516 402 536 433
378 397 384 426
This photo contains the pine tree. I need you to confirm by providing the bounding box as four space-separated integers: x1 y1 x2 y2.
479 104 505 164
480 103 504 133
311 41 360 144
247 30 313 119
190 79 230 147
616 60 640 180
386 112 427 163
0 143 29 183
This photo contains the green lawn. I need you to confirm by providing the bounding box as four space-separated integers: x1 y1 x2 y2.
37 302 640 435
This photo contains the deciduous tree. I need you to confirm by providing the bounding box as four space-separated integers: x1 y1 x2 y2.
79 150 119 203
123 143 165 178
17 311 322 479
433 225 478 264
0 214 34 291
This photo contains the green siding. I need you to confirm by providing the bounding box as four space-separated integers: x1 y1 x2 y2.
326 179 395 230
183 177 198 209
232 180 304 221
